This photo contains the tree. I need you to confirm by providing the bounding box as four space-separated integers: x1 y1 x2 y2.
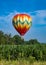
29 39 40 44
12 35 24 45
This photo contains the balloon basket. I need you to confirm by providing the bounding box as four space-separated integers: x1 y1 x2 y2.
21 36 24 41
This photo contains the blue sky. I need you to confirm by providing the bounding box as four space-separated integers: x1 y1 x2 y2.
0 0 46 43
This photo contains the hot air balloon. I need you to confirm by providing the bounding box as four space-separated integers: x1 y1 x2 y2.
12 14 32 36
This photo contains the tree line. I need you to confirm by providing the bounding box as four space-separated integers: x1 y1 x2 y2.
0 31 41 45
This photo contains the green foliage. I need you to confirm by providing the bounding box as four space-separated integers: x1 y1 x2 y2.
28 56 36 63
0 31 46 61
0 31 40 45
0 45 46 61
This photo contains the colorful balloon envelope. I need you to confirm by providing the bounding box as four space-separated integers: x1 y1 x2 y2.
12 14 32 36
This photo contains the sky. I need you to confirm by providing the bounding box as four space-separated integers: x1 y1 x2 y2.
0 0 46 43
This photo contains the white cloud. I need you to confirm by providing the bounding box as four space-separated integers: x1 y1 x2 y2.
0 11 19 23
29 10 46 25
0 10 46 26
0 11 18 34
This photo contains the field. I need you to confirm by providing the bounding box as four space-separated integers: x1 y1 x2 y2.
0 60 46 65
0 44 46 65
0 42 46 65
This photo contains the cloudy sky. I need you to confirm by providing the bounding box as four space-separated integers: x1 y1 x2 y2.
0 0 46 43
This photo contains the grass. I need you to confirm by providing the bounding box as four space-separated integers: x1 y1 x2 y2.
0 60 46 65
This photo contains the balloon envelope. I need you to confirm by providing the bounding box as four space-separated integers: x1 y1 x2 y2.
12 14 32 36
